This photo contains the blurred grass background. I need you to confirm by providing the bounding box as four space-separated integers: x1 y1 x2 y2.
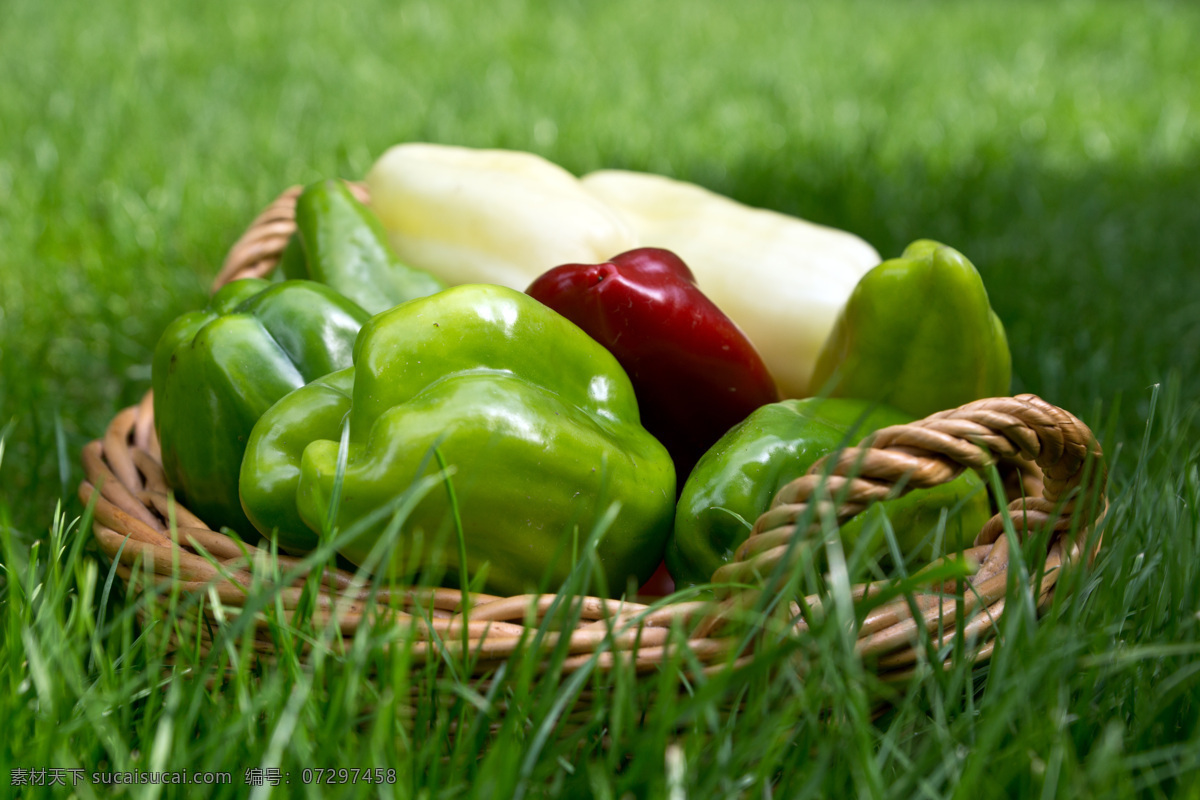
1 0 1199 796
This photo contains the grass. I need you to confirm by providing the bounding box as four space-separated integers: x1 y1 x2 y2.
2 0 1199 796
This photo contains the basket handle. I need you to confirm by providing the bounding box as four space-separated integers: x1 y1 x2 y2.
710 394 1107 591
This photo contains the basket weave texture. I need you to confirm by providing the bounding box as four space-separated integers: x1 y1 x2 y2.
79 184 1108 682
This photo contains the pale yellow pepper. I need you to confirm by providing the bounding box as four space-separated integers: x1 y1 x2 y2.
365 143 637 290
580 170 880 398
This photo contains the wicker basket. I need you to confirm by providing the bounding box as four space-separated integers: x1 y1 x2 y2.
78 184 1108 687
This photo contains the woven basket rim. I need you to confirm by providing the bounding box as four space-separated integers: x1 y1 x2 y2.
78 181 1110 682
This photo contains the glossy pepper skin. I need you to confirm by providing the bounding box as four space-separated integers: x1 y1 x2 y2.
527 247 780 481
280 179 446 314
239 284 676 597
152 278 370 534
811 240 1011 419
667 398 992 589
239 368 354 554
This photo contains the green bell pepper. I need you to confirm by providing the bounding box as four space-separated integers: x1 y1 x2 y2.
667 398 991 588
239 367 354 554
810 240 1011 419
281 179 446 314
239 283 676 597
152 278 370 534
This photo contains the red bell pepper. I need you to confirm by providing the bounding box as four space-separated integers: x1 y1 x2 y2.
637 560 677 598
526 247 781 482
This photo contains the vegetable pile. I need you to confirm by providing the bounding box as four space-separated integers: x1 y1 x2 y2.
152 143 1012 598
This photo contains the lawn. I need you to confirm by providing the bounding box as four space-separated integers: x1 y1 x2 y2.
2 0 1199 797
